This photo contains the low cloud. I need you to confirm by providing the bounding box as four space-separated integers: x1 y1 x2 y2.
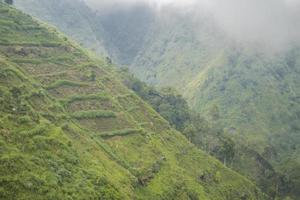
206 0 300 51
84 0 300 52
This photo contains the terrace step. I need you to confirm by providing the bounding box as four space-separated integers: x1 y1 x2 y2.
70 110 116 120
98 128 144 139
63 94 117 113
47 82 102 98
75 116 137 133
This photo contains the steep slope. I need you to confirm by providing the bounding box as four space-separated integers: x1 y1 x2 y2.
14 1 300 198
0 3 268 200
14 0 107 56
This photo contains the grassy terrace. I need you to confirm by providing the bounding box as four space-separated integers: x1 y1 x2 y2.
46 80 89 90
0 42 62 47
99 128 144 138
62 93 111 105
10 55 80 64
70 110 116 119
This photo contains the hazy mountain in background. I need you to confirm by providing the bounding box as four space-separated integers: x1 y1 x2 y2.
15 0 107 56
94 2 155 65
130 6 300 199
129 7 300 198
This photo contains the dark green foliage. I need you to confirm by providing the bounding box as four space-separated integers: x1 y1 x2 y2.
121 69 238 167
17 115 31 124
212 137 235 166
106 57 112 65
100 128 143 138
122 70 190 131
120 68 289 197
89 70 96 81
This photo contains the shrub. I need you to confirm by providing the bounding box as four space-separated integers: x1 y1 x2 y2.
17 115 31 124
19 124 47 137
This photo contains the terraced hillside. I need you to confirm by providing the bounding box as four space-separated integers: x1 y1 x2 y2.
0 3 268 200
13 1 300 199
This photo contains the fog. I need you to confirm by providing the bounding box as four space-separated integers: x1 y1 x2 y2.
84 0 300 52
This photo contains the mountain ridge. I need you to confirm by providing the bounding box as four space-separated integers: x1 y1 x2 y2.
0 2 268 199
14 0 300 198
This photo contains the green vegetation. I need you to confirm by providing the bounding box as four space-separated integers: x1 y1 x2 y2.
14 0 300 198
99 128 143 138
81 5 300 199
121 69 236 162
122 69 190 130
120 68 288 198
0 3 268 200
71 110 116 119
46 80 89 90
63 93 111 104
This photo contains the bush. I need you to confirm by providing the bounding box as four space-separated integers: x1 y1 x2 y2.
17 115 31 124
19 124 47 137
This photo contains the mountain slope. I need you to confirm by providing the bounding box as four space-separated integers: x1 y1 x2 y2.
14 0 107 56
130 8 300 199
0 3 268 199
13 1 300 198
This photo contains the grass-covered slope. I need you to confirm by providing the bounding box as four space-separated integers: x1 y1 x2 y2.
0 3 267 200
13 1 300 198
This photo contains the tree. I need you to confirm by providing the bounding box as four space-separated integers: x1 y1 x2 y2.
106 57 112 65
89 71 96 81
5 0 13 5
217 137 235 166
183 124 197 142
208 104 220 121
